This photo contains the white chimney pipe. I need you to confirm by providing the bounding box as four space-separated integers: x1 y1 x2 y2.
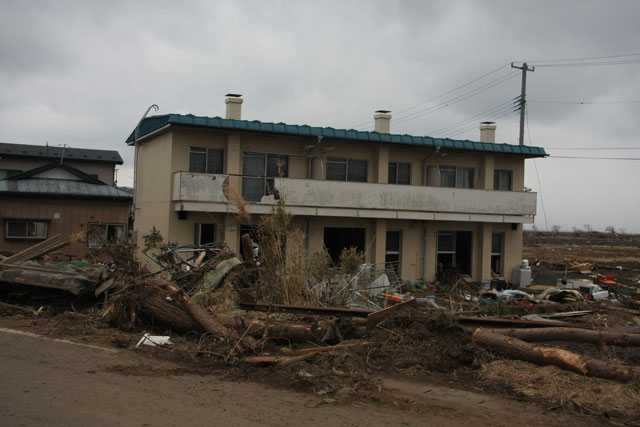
479 121 496 143
374 110 392 133
225 94 243 120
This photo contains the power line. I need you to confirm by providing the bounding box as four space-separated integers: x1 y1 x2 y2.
387 72 520 128
529 100 640 104
349 64 512 129
545 147 640 150
526 113 549 231
427 99 516 135
549 155 640 160
535 59 640 68
522 52 640 64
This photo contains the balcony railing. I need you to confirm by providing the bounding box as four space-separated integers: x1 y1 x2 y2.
172 172 537 219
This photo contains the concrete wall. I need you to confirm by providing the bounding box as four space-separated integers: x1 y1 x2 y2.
0 196 130 258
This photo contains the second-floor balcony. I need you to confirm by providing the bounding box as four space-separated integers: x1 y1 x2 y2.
172 172 537 223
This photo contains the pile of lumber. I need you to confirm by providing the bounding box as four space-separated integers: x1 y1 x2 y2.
0 234 69 265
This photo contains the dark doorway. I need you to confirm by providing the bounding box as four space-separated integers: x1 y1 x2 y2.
195 223 216 245
323 227 366 263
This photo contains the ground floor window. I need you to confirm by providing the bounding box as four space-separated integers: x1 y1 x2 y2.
88 223 126 247
436 231 472 275
385 230 401 274
491 232 504 274
194 223 216 246
5 219 48 240
323 227 366 264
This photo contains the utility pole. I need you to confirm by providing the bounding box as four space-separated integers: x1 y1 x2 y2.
511 62 535 146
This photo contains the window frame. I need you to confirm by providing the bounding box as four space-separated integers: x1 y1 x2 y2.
5 219 48 240
189 147 224 174
493 169 513 191
242 152 289 202
326 157 368 182
385 229 402 275
388 162 411 185
87 222 127 248
491 232 504 274
439 166 475 189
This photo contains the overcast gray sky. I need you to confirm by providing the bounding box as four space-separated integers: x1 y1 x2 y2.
1 0 639 232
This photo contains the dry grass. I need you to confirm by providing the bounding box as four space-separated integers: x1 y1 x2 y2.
308 248 333 283
223 178 250 223
338 246 364 275
479 359 640 420
255 200 317 306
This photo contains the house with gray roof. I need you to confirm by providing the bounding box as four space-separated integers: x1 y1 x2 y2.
0 143 131 258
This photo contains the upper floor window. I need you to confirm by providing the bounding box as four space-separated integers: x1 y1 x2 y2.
5 220 48 240
242 153 289 202
494 169 513 191
326 157 367 182
189 147 223 174
388 162 411 185
440 166 474 188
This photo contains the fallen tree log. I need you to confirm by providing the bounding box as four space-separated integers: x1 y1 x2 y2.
497 327 640 347
181 294 257 352
473 328 640 382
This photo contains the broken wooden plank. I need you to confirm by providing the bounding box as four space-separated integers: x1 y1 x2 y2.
366 298 418 329
238 302 373 317
455 315 592 329
0 264 99 282
290 342 375 355
473 328 640 382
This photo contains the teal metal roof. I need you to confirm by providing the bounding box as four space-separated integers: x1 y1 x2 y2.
126 113 547 157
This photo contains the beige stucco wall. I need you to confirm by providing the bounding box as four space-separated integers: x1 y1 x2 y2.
134 125 529 280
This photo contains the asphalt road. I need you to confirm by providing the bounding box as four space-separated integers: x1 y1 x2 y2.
0 327 589 426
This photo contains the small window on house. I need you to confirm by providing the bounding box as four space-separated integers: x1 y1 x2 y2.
388 162 411 185
87 223 126 248
326 157 368 182
189 147 224 174
385 230 402 275
440 166 474 188
491 232 504 274
5 220 48 239
494 170 512 191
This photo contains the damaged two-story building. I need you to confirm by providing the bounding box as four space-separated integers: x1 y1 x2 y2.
127 95 546 283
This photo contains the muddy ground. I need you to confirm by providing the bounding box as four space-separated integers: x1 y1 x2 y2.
1 231 640 425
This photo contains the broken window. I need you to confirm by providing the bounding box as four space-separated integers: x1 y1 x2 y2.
388 162 411 185
194 223 216 246
439 166 474 188
491 232 504 274
242 153 288 202
5 220 48 240
326 157 368 182
189 147 223 174
385 229 401 274
493 169 512 191
436 231 472 275
323 227 366 264
87 223 126 248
